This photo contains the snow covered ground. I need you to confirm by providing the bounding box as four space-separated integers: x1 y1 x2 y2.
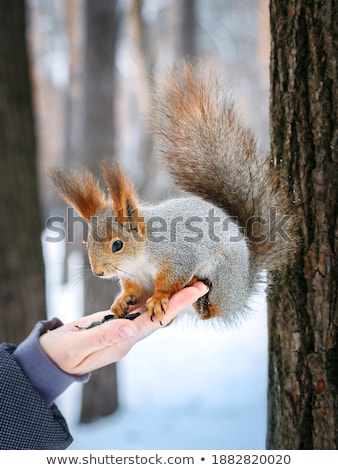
43 235 268 450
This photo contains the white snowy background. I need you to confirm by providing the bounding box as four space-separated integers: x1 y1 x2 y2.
43 235 268 450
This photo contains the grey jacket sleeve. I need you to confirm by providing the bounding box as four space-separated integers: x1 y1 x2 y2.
0 342 73 449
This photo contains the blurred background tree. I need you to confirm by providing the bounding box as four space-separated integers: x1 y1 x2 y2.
77 0 120 425
0 0 46 344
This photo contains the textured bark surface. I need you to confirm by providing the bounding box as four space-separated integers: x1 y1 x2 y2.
0 0 46 343
267 0 338 449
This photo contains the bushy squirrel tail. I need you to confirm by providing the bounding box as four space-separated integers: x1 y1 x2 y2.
153 61 299 272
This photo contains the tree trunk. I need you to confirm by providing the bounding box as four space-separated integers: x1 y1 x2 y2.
267 0 338 449
180 0 196 58
0 0 46 344
79 0 120 423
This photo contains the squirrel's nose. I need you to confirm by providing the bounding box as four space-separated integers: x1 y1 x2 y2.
93 270 104 277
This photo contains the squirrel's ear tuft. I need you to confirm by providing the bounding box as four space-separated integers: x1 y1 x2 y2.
48 167 106 222
100 160 144 234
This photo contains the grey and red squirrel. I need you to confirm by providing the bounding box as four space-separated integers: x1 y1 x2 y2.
50 61 299 325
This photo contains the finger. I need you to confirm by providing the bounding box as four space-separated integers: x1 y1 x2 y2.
129 281 209 340
81 317 140 350
162 281 209 322
70 333 137 374
72 281 207 332
69 309 114 330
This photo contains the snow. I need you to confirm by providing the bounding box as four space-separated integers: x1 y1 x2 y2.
42 234 268 450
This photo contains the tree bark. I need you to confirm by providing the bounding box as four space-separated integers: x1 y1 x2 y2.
267 0 338 449
0 0 46 344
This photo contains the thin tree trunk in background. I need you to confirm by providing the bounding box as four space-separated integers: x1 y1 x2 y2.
267 0 338 449
131 0 157 195
0 0 46 344
181 0 196 58
79 0 120 423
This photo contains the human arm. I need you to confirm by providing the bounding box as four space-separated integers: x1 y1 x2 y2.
39 281 208 376
0 282 207 450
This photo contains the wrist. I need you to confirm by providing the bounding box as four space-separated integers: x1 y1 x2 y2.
13 318 90 406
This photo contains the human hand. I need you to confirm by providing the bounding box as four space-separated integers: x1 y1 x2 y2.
39 282 208 376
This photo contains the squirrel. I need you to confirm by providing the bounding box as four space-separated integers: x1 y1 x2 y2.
50 61 298 324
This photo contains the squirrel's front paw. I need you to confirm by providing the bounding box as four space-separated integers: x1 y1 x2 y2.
146 294 169 323
111 294 138 317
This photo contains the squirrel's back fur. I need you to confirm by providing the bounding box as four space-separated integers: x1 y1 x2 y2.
153 61 298 275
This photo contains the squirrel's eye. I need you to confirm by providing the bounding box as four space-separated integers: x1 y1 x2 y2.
112 240 123 253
